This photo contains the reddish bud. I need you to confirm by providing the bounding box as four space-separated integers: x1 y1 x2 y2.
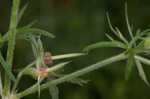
36 67 48 78
43 52 53 66
41 71 48 77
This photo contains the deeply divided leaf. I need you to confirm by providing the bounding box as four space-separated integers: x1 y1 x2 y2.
16 27 55 39
3 27 55 42
83 41 127 52
18 3 29 24
125 2 134 40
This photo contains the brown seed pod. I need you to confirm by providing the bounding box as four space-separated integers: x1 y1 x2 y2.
44 52 52 57
43 52 53 66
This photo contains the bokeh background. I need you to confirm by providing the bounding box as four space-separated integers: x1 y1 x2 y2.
0 0 150 99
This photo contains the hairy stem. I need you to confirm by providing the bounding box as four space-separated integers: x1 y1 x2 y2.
16 52 127 98
4 0 20 94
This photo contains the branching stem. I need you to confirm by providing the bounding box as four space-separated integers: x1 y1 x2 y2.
16 52 127 98
4 0 20 94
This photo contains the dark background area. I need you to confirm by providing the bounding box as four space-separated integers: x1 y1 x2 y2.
1 0 150 99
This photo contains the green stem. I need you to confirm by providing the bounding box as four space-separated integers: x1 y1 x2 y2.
135 55 150 65
16 52 127 98
52 53 84 60
4 0 20 94
0 72 3 96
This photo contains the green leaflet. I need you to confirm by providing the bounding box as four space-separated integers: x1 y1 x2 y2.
49 85 59 99
67 77 88 86
140 29 150 36
128 30 144 48
20 67 37 78
47 76 59 99
2 20 36 42
16 27 55 39
125 2 134 40
36 38 44 68
30 36 39 58
115 27 128 44
135 60 150 86
83 41 127 52
3 27 55 42
106 12 119 37
18 3 29 24
105 34 115 41
29 36 44 68
46 61 71 72
0 52 16 81
106 13 128 44
135 29 141 37
25 20 38 28
37 38 44 58
125 49 134 80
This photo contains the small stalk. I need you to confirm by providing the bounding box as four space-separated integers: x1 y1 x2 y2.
135 55 150 65
16 52 127 98
52 53 84 60
4 0 20 94
46 61 71 72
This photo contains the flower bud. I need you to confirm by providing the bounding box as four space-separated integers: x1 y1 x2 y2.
21 67 48 79
36 66 48 78
43 52 53 66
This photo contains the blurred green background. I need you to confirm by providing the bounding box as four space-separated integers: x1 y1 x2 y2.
1 0 150 99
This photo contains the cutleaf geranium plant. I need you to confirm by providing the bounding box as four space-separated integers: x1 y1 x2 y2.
1 0 150 99
0 0 86 99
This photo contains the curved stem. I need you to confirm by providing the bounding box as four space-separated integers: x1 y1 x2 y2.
16 52 127 98
4 0 20 93
125 2 134 40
